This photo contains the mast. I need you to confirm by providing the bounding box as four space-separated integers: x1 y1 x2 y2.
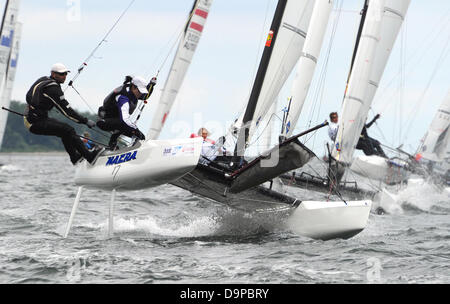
0 1 10 36
346 0 369 88
147 0 213 140
235 0 288 156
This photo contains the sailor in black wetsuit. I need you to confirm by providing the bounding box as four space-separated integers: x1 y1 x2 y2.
356 114 387 157
24 63 104 165
97 75 156 149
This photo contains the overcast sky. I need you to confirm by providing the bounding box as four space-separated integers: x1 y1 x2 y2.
6 0 450 156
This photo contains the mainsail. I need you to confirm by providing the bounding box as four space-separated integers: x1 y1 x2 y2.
0 0 21 149
147 0 212 140
236 0 314 151
417 89 450 162
281 0 333 138
331 0 410 165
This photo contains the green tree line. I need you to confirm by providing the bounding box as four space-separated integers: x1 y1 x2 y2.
1 100 110 152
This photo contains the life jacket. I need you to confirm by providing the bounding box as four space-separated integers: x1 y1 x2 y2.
99 76 137 119
26 76 59 118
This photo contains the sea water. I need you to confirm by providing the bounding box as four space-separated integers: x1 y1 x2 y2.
0 153 448 283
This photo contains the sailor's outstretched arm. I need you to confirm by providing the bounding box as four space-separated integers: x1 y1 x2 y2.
44 85 88 124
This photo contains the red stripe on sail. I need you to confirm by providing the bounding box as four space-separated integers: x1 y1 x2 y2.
162 113 168 124
195 9 208 19
190 22 203 32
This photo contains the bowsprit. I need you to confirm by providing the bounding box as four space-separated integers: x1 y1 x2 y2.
105 151 137 166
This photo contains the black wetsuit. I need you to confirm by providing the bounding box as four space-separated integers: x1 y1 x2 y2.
356 115 387 157
24 76 96 164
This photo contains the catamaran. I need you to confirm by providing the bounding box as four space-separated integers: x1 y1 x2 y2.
162 0 373 240
279 0 411 198
64 0 213 237
72 0 213 191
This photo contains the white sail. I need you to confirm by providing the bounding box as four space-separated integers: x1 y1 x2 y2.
281 0 333 138
332 0 394 164
0 0 21 149
259 100 277 153
362 0 410 122
417 89 450 162
147 0 213 140
247 0 314 144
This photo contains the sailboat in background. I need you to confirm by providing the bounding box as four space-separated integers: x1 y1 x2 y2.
373 90 450 214
171 0 372 241
282 0 411 202
323 0 411 188
0 0 21 152
346 0 411 185
400 89 450 188
147 0 213 140
415 89 450 173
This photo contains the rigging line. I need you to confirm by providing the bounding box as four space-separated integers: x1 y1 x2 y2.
65 0 136 91
69 84 95 114
401 34 450 145
307 0 344 150
249 0 272 91
345 163 383 193
154 28 184 77
143 15 187 78
376 9 450 112
308 156 348 203
367 108 390 146
298 149 352 203
151 1 204 79
245 112 283 151
62 84 112 140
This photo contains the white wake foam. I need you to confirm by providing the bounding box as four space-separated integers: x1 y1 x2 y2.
376 180 449 214
97 215 218 238
0 164 21 172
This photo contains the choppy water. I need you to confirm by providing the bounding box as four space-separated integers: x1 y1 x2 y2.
0 153 449 284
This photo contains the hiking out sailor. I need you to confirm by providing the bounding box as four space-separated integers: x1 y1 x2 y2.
24 63 104 165
356 114 387 157
97 75 156 149
328 112 339 142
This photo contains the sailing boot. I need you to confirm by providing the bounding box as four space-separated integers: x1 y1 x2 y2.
108 131 121 150
71 152 83 165
85 146 105 165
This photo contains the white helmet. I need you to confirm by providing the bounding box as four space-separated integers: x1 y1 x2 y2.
131 76 149 94
51 63 70 73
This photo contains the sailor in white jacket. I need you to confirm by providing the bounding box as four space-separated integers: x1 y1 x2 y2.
328 112 339 142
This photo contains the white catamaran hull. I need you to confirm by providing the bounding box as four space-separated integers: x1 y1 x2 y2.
74 137 202 191
350 155 409 184
286 200 372 240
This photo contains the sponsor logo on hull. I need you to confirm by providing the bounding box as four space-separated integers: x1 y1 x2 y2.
106 151 137 166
